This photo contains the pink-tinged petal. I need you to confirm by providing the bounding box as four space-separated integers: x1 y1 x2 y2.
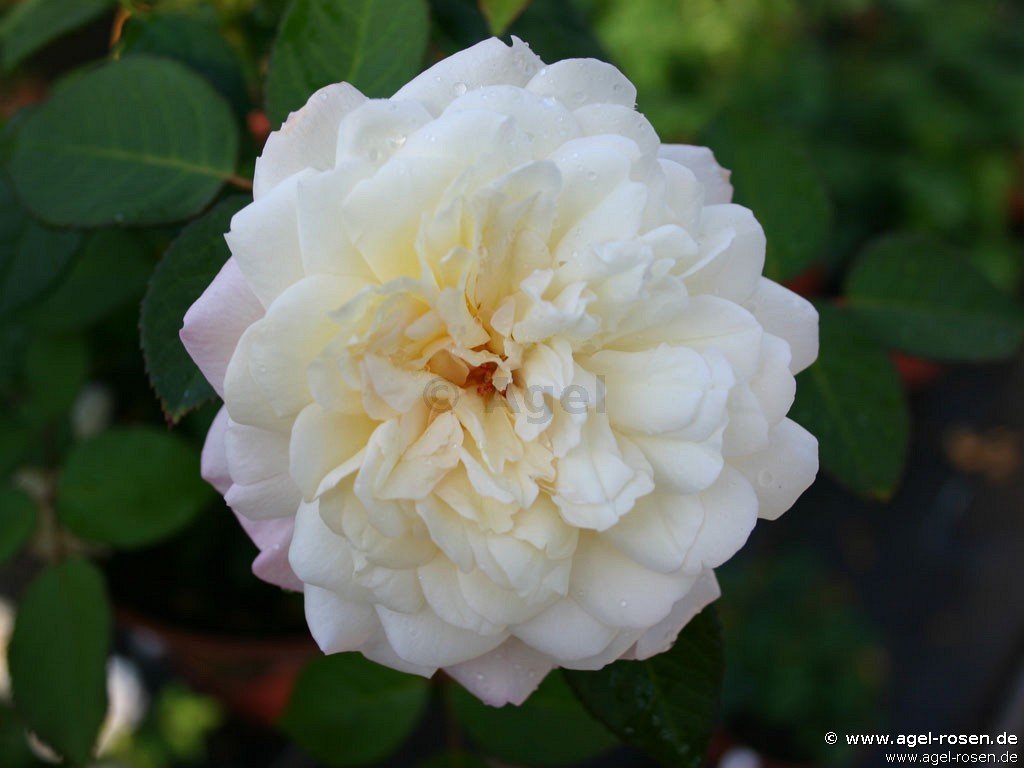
200 407 231 495
623 570 720 661
659 144 733 205
445 638 555 707
234 513 303 591
255 83 367 199
180 257 263 397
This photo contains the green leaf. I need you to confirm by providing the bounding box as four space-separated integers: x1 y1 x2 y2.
7 57 239 227
0 487 36 564
0 703 38 768
707 120 832 282
8 558 111 765
479 0 531 35
21 334 88 428
453 671 617 766
845 233 1024 361
30 229 152 331
281 653 429 767
119 11 250 115
0 178 80 320
57 427 213 549
141 196 248 422
790 304 910 499
565 608 723 768
419 753 489 768
266 0 429 125
508 0 606 62
0 0 114 70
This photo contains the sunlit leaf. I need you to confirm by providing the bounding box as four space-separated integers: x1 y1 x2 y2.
266 0 429 125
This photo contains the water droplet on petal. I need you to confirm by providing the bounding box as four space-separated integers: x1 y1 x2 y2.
619 599 628 608
758 469 775 487
453 81 468 96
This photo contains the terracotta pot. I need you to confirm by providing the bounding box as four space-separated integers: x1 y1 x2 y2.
117 608 317 726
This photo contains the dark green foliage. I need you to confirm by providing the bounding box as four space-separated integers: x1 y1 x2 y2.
565 609 723 768
8 559 111 765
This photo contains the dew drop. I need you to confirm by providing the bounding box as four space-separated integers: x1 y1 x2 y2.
619 599 628 608
367 148 381 162
586 170 597 181
572 90 586 104
453 81 468 96
474 673 485 681
758 469 775 487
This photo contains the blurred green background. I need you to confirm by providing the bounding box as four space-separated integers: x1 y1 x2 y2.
1 0 1023 766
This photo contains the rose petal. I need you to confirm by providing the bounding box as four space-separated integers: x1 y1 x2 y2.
746 277 819 374
180 258 263 397
626 569 720 660
526 58 636 109
200 407 232 494
732 418 818 520
234 514 303 591
393 37 542 116
659 144 733 205
445 637 555 707
255 83 367 199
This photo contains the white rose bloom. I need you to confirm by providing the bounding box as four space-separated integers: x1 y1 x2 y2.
182 37 819 706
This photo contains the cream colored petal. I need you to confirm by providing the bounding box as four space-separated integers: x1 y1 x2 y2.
255 82 367 199
392 36 543 115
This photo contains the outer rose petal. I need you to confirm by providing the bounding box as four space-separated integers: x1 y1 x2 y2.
201 408 303 591
625 569 720 660
526 59 637 109
392 37 542 115
255 83 367 199
732 418 818 520
746 277 819 374
245 516 303 591
180 258 263 397
445 637 555 707
200 407 232 494
659 144 734 205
